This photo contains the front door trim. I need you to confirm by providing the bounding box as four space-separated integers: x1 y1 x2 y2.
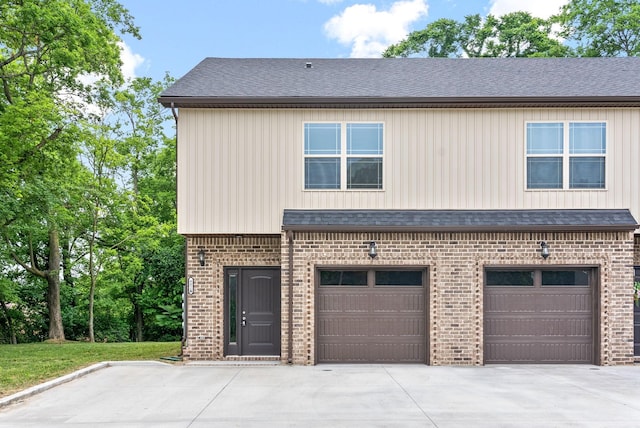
224 267 281 356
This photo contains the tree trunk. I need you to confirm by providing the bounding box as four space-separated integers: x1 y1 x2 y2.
88 283 95 342
88 239 95 343
0 300 17 344
134 282 144 342
46 228 65 341
131 162 143 342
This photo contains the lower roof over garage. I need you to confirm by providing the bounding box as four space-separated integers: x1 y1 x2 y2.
282 209 638 233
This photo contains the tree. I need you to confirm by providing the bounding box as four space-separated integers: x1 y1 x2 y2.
134 135 184 342
457 14 497 58
383 12 570 58
0 277 19 344
0 0 139 341
77 124 123 342
485 12 570 57
107 76 181 342
556 0 640 56
383 18 461 58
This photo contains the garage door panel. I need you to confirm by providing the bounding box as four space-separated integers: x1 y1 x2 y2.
318 317 370 336
485 317 592 337
319 342 425 363
535 293 592 312
372 293 425 312
484 268 594 364
486 292 591 313
369 317 425 336
317 269 427 364
485 343 593 363
485 294 537 313
318 315 425 337
318 293 369 312
318 343 368 362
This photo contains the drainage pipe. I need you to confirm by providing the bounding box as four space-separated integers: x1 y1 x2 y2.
287 230 294 364
170 102 186 353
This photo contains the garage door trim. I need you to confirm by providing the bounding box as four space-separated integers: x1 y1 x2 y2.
483 265 600 365
315 266 429 364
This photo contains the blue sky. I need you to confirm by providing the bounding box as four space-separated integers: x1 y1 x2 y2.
117 0 568 82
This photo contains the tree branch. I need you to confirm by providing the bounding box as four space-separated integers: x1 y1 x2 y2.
1 77 12 104
2 232 46 278
16 127 65 166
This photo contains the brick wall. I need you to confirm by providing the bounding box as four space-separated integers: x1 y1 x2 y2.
183 235 281 360
282 230 635 366
184 231 635 365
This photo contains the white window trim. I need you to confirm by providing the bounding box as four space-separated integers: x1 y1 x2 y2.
303 121 385 191
524 120 608 191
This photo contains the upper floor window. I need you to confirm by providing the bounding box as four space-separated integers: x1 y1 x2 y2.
526 122 606 190
304 122 383 190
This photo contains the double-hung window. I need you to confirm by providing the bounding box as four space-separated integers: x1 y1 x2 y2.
304 122 383 190
526 121 606 189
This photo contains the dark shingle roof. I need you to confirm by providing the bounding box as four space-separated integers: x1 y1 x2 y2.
281 209 638 232
159 57 640 108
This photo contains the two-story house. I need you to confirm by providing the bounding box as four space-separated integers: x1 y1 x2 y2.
159 57 640 365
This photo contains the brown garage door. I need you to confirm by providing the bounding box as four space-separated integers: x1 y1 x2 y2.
484 268 595 364
317 269 427 363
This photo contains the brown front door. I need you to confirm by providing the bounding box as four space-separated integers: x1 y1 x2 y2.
225 268 281 356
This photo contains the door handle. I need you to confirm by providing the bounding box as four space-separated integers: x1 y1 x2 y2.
241 316 246 327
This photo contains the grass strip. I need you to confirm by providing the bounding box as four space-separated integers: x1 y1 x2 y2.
0 341 181 398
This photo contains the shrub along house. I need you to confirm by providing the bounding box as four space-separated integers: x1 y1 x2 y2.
159 57 640 365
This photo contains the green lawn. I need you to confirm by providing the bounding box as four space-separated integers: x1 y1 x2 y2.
0 341 181 398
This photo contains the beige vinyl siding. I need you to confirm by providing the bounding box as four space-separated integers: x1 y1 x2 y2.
177 108 640 234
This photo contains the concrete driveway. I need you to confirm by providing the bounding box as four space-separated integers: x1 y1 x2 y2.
1 362 640 427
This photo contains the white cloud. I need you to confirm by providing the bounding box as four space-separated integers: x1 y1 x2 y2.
78 42 144 85
324 0 428 57
119 42 144 81
488 0 569 19
72 42 144 117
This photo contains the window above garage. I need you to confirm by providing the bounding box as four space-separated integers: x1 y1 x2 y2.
304 122 384 190
526 121 607 190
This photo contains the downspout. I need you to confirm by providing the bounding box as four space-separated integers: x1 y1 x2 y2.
170 101 179 123
287 230 294 364
171 102 186 353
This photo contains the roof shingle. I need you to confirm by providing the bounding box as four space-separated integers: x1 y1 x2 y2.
281 209 639 232
159 57 640 108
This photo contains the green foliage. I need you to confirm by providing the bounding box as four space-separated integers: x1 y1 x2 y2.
385 2 640 59
0 273 48 343
0 0 139 93
384 12 570 58
486 12 570 57
139 234 185 341
0 2 182 345
384 18 461 58
92 295 132 341
556 0 640 56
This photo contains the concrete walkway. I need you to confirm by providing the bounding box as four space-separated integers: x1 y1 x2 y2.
1 363 640 427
